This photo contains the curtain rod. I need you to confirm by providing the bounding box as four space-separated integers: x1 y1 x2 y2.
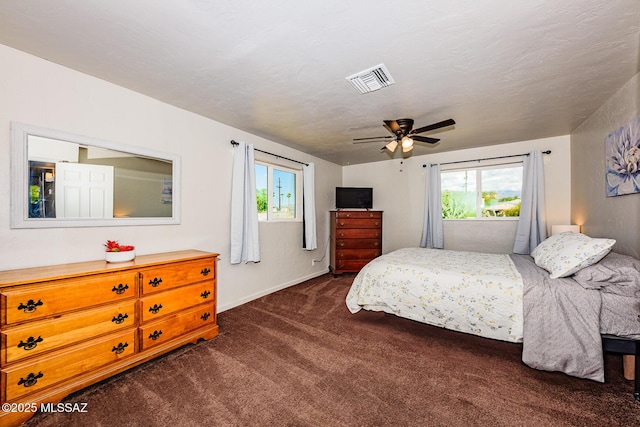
230 140 309 166
422 150 551 167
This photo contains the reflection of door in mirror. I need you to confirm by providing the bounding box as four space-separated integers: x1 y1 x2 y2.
55 162 114 218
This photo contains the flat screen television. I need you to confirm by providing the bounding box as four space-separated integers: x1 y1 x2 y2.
335 187 373 209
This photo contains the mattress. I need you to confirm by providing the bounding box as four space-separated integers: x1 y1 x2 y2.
346 247 525 343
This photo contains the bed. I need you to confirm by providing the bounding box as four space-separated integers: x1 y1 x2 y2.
346 232 640 391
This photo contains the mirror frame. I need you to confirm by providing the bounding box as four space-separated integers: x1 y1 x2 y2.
11 122 181 228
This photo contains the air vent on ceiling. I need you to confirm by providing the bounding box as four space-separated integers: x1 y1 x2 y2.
346 63 395 94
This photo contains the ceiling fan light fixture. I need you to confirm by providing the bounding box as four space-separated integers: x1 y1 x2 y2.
353 117 455 155
385 140 398 152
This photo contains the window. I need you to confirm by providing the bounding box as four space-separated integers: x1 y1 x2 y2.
441 164 523 219
255 161 302 221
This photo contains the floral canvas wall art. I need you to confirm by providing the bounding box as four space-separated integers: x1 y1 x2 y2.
605 115 640 197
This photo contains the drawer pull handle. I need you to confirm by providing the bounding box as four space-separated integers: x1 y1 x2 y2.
149 330 163 341
339 242 345 247
346 213 350 217
201 290 211 299
374 222 379 226
201 267 211 276
112 284 129 295
18 336 43 351
111 342 129 355
17 299 43 313
148 304 163 314
339 233 344 237
111 313 129 324
148 277 163 287
201 312 211 321
374 242 379 247
339 222 344 226
18 371 43 388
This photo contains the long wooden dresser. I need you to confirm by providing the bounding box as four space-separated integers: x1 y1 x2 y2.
330 210 383 275
0 250 218 426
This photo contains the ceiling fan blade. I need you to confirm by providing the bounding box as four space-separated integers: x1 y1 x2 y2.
383 120 401 134
411 118 456 135
412 135 440 144
352 136 394 144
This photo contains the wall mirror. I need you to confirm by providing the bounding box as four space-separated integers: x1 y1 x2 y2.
11 122 181 228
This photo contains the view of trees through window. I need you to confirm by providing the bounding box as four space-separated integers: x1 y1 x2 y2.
441 165 523 219
255 163 297 221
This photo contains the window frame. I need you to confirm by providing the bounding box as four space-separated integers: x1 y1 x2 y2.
440 161 523 220
255 160 303 222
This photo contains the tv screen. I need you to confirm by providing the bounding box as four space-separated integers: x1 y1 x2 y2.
336 187 373 209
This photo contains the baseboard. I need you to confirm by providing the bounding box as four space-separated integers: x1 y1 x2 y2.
218 268 330 313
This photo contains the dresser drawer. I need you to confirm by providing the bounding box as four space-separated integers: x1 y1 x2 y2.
333 259 373 272
335 249 381 260
2 328 136 402
334 211 382 219
335 239 381 249
1 272 137 325
334 228 381 239
1 301 136 365
139 258 215 295
334 218 382 229
140 281 215 323
140 304 215 351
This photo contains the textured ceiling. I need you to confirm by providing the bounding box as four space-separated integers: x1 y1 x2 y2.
1 1 639 165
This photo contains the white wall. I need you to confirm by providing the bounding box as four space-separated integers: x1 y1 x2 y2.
0 44 342 311
342 136 571 254
571 71 640 258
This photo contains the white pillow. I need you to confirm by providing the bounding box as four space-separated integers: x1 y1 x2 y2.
530 232 616 279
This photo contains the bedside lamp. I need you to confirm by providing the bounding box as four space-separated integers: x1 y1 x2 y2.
551 225 581 236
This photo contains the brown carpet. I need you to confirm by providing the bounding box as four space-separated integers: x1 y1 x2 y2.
25 273 640 426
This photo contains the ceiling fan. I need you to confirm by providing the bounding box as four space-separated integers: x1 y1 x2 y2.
353 118 455 154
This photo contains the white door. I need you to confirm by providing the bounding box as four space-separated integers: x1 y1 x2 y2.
55 163 114 218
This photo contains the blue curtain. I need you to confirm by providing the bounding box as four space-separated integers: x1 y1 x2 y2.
513 150 547 254
420 163 444 249
230 141 260 264
302 162 317 250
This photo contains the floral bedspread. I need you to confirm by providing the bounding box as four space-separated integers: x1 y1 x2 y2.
345 248 524 343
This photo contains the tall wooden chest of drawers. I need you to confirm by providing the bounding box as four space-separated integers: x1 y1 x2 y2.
330 210 383 274
0 250 218 427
